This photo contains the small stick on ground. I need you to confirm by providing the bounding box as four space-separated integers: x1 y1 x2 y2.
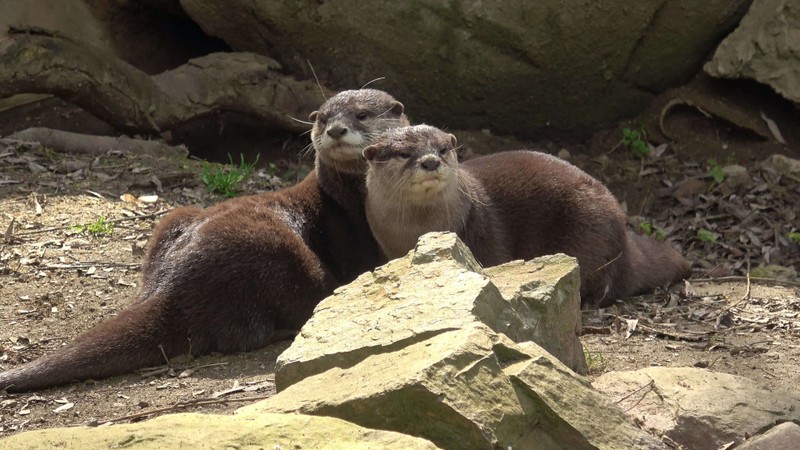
9 211 168 238
101 394 274 425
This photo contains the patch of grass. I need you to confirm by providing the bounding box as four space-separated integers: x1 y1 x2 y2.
697 229 719 243
200 153 260 197
71 217 114 236
584 349 608 375
639 222 666 241
707 158 726 184
789 232 800 244
622 126 650 159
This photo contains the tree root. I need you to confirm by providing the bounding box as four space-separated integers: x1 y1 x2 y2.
7 127 188 159
0 27 327 136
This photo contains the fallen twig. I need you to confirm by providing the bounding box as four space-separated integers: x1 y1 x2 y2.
101 394 273 425
9 211 168 238
38 262 141 271
688 276 800 288
614 379 655 405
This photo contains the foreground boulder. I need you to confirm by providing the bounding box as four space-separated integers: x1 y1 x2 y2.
737 422 800 450
0 412 439 449
276 232 587 390
241 324 662 449
593 367 800 449
244 233 659 449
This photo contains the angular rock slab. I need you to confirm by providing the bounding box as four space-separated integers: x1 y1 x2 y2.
241 324 662 450
485 257 586 373
0 412 439 450
276 232 586 390
705 0 800 103
593 367 800 449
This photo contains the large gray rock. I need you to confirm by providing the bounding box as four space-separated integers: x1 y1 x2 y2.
275 232 586 390
593 367 800 449
180 0 750 137
706 0 800 104
737 422 800 450
0 412 440 449
241 324 663 450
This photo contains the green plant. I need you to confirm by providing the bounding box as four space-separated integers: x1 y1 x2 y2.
639 222 666 241
584 349 608 374
697 229 719 243
789 232 800 244
707 158 726 184
621 126 650 158
71 217 114 236
200 153 260 197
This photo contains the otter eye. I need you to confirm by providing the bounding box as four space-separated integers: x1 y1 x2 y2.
398 152 412 159
356 112 368 120
439 147 449 156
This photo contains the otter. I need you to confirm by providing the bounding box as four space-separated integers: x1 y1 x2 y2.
363 125 511 267
363 125 691 307
0 89 408 393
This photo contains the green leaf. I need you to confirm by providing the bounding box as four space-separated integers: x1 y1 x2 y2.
697 229 718 242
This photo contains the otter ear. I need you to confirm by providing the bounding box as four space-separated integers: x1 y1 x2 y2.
391 101 404 116
363 145 379 161
308 111 319 122
448 134 457 148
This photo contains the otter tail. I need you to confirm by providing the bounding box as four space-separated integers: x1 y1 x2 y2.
622 231 692 297
0 294 184 393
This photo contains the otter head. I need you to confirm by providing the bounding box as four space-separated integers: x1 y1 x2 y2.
310 89 409 175
363 125 459 205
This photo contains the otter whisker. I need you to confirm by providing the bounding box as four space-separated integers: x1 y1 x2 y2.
306 59 327 101
300 142 316 159
360 77 386 90
289 115 314 126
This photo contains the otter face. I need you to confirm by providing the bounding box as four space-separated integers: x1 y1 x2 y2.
364 125 459 204
310 89 408 174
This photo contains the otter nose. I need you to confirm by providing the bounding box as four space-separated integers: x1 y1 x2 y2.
420 158 440 171
326 125 348 138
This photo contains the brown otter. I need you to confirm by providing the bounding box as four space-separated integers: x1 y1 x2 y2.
363 125 691 307
0 89 408 393
364 125 511 267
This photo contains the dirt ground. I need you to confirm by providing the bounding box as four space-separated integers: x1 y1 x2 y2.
1 97 799 439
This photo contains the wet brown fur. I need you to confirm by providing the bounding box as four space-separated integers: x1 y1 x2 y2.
0 89 407 392
364 125 691 307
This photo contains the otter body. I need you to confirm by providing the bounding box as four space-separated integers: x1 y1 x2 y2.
0 89 408 392
364 125 691 307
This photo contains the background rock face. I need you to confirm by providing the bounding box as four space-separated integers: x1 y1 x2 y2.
179 0 751 138
0 1 109 48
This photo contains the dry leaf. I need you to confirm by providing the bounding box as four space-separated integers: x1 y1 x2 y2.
4 217 14 241
120 193 140 205
760 111 786 144
624 318 639 339
150 175 163 193
138 195 159 203
53 402 74 413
